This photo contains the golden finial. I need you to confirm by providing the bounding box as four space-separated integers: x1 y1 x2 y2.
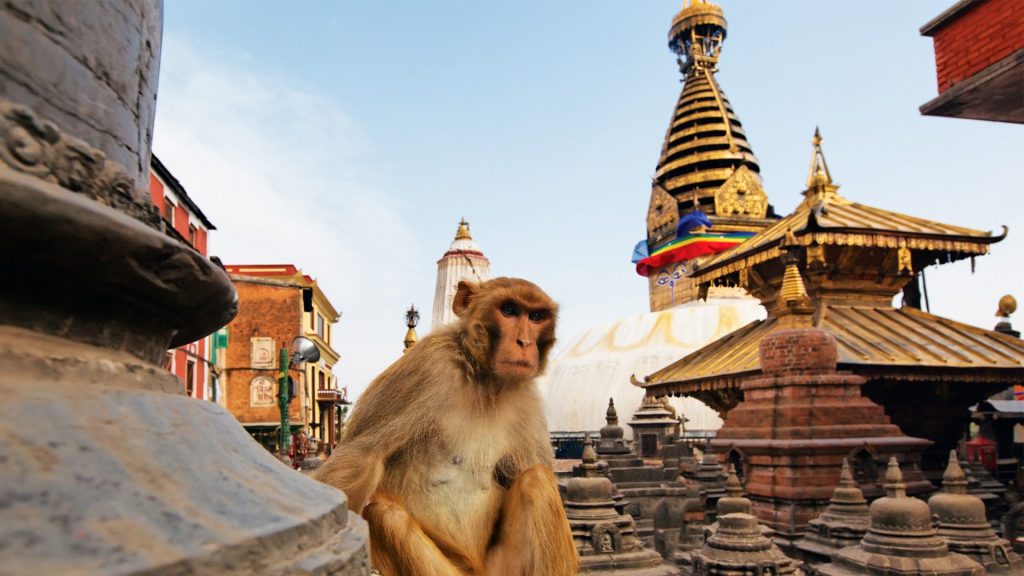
998 294 1017 318
403 304 419 351
454 218 472 241
806 126 833 188
779 262 809 306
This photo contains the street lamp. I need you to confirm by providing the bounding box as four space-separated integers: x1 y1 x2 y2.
278 336 321 455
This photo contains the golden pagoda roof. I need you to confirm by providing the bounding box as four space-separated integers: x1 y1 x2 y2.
690 132 1006 285
638 304 1024 398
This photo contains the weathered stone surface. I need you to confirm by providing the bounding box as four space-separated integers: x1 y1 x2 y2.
0 327 369 575
929 452 1022 574
816 458 983 576
795 459 870 568
0 2 370 573
0 0 161 189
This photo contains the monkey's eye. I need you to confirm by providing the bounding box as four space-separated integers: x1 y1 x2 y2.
528 310 547 322
500 302 520 317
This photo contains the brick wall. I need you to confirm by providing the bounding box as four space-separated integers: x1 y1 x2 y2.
930 0 1024 92
225 280 305 425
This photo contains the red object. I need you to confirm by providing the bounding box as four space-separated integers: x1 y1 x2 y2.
925 0 1024 94
966 435 998 473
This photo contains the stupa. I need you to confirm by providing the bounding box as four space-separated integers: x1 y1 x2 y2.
563 468 677 574
541 0 771 440
630 395 684 458
796 460 870 569
0 2 368 573
929 451 1022 574
816 458 984 576
640 0 777 311
638 130 1022 467
689 468 796 576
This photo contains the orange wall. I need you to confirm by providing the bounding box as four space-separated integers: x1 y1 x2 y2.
224 281 306 425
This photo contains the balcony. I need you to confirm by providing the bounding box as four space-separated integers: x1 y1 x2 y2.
316 388 343 404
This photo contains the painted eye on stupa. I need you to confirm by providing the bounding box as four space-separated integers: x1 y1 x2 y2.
657 275 669 286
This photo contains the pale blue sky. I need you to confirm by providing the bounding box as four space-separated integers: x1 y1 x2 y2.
153 1 1024 398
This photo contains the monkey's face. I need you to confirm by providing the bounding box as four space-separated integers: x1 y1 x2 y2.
454 278 558 383
491 299 553 380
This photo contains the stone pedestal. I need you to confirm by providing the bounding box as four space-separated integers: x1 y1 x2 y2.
0 2 368 573
710 328 932 549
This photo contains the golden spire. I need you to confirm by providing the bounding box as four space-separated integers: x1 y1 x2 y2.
802 127 843 205
779 262 809 306
403 304 419 352
454 218 472 241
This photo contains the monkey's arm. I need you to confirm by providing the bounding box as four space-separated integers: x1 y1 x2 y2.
485 465 577 576
315 433 386 513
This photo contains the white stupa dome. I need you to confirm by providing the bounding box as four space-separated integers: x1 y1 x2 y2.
538 297 766 438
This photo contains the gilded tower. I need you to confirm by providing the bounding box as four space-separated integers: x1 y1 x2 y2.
642 0 776 311
431 219 491 330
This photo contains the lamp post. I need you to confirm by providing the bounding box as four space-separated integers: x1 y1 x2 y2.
278 347 291 454
280 336 321 456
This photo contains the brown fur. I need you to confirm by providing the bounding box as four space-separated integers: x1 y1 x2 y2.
316 278 577 576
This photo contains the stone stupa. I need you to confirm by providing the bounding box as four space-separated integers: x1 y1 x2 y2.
929 451 1022 574
796 459 871 569
817 458 983 576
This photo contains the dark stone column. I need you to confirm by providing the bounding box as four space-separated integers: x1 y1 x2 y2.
0 2 369 574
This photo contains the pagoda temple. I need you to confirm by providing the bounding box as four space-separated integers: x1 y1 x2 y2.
636 130 1023 463
638 0 777 311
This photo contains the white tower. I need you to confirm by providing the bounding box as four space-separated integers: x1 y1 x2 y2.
432 219 491 330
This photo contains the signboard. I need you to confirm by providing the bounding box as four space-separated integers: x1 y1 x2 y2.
251 337 275 369
250 375 276 407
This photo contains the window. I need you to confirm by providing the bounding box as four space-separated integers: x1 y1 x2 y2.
188 223 197 246
186 359 196 397
164 198 175 226
317 313 324 339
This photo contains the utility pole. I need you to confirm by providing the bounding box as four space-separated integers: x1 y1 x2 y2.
278 347 291 454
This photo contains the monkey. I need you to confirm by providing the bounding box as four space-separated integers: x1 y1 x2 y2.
316 277 578 576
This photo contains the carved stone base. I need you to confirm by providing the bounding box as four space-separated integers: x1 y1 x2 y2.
0 326 369 575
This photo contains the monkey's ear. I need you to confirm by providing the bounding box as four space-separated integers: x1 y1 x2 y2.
453 281 477 319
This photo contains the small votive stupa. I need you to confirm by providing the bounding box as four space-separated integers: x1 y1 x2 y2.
564 451 676 574
689 468 796 576
929 451 1022 574
817 458 984 576
796 459 870 570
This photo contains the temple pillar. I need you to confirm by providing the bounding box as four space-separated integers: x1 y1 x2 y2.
710 327 932 551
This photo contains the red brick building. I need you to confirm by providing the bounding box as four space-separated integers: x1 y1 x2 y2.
148 155 219 400
920 0 1024 123
222 265 345 453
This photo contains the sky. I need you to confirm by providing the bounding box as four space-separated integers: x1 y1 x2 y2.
152 1 1024 400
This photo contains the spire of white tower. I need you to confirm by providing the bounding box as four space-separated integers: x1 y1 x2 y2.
431 219 492 330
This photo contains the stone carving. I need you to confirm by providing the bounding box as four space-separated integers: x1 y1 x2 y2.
250 375 276 407
250 336 276 368
0 99 160 229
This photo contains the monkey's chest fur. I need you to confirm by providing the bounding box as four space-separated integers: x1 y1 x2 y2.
383 409 519 558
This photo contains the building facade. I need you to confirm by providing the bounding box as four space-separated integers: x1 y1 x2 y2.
148 155 220 400
222 265 345 453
